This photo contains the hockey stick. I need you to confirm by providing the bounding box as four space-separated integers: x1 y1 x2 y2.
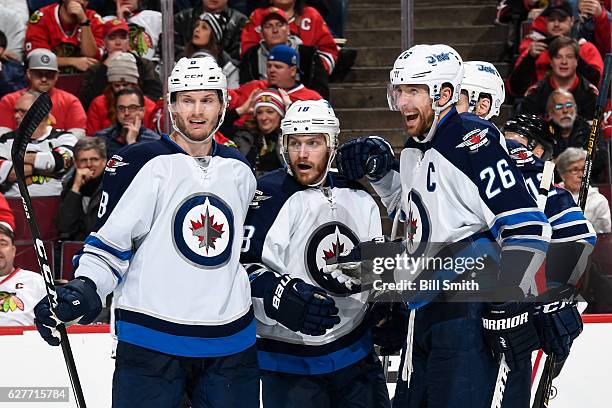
492 160 555 408
10 92 87 408
578 53 612 209
532 53 612 408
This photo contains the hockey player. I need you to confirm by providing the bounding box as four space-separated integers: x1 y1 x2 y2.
455 60 505 121
503 115 594 365
336 44 551 407
241 99 391 407
33 56 260 407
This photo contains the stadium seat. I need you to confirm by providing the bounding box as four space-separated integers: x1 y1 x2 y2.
60 241 84 280
14 241 54 276
55 74 87 97
7 196 61 242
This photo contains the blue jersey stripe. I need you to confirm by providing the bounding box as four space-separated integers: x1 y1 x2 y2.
502 237 549 252
490 210 548 239
257 332 372 375
115 319 256 358
550 210 587 227
84 235 132 261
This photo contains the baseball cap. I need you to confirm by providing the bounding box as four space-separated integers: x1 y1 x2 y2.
268 44 300 67
105 18 129 37
254 90 286 117
541 0 574 18
261 7 289 24
27 48 58 71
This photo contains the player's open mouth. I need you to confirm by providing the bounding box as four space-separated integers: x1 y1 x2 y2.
404 113 418 124
190 119 206 127
297 163 312 171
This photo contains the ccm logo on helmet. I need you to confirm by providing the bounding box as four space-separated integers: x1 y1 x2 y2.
184 74 205 78
482 312 529 331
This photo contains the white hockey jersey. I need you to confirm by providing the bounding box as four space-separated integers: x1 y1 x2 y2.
74 136 257 357
372 110 551 304
242 169 382 375
0 127 77 197
0 268 47 326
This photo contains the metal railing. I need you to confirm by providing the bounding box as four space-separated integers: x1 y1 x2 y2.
401 0 414 51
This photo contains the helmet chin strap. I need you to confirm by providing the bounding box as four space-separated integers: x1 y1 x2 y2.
307 151 336 188
411 100 452 144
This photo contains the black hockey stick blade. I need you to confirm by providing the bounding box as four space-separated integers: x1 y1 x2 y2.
11 92 87 408
578 53 612 209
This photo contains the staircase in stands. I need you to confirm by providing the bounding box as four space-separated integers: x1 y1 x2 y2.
332 0 509 154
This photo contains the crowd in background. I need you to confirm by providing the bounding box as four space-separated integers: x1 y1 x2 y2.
0 0 611 324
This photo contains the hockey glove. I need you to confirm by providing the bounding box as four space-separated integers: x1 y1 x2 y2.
34 277 102 346
533 285 583 362
482 302 540 371
368 301 409 355
263 275 341 336
336 136 395 181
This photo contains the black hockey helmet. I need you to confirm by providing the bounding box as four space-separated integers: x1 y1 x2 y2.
503 114 556 161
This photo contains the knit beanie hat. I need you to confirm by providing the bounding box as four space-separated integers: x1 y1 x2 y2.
254 90 286 117
107 52 139 84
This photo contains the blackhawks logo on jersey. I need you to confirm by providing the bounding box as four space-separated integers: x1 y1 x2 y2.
173 193 234 268
305 222 360 295
0 292 24 313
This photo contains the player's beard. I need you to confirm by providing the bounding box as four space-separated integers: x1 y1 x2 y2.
290 154 329 186
404 107 435 138
174 112 218 143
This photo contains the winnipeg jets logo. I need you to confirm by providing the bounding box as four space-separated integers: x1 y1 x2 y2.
173 194 234 268
508 145 535 167
405 190 430 257
190 205 225 253
456 128 490 151
105 155 130 173
322 228 346 263
305 223 360 295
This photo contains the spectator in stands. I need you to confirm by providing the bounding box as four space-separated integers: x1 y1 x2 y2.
0 224 47 326
25 0 105 73
519 36 598 118
94 88 159 157
79 18 162 111
557 147 612 232
576 0 611 56
231 45 322 116
545 89 608 180
507 0 603 97
0 90 78 198
86 52 155 135
174 0 247 61
0 49 87 138
178 12 240 87
102 0 162 62
56 137 106 241
241 0 338 75
0 192 14 233
239 7 329 99
0 30 27 98
0 8 26 62
233 89 285 174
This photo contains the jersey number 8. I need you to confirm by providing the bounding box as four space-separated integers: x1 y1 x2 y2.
479 159 516 199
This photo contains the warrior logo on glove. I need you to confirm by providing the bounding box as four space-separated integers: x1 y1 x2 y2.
305 222 360 295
